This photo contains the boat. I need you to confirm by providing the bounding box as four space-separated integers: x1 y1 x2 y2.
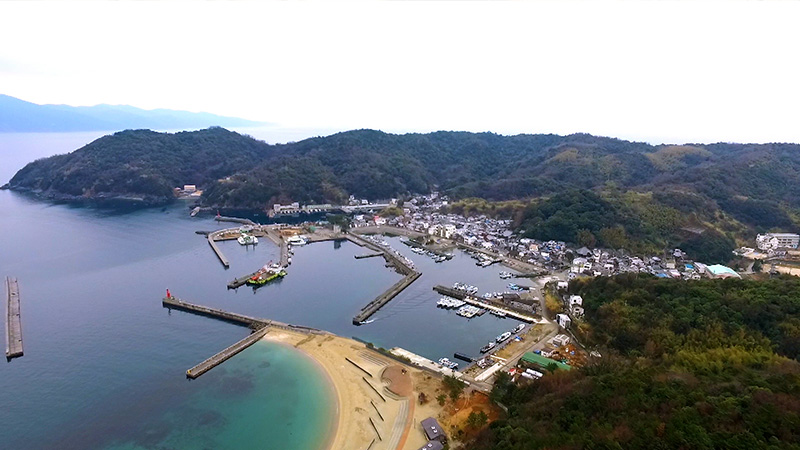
245 263 287 286
237 233 258 245
496 331 512 343
438 358 459 370
499 271 512 279
190 206 201 217
287 235 307 246
480 342 496 353
491 310 507 318
513 324 526 333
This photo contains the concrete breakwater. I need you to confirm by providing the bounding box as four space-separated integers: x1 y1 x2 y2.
347 232 421 324
163 295 328 377
6 277 23 360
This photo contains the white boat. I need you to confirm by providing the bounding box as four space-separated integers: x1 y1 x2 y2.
287 235 307 246
514 324 525 333
237 234 258 245
496 331 512 343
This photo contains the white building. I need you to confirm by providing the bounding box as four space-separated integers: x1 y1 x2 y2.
757 233 800 251
568 295 583 307
556 313 571 329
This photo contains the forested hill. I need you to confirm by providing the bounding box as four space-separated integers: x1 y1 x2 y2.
6 127 800 241
469 274 800 449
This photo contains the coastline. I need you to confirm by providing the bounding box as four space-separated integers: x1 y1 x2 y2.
262 329 443 450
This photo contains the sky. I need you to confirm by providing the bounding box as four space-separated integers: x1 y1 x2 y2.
1 1 799 144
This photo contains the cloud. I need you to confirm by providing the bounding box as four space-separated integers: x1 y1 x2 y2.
1 1 799 144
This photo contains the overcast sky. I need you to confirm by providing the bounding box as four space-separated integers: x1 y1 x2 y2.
1 1 798 144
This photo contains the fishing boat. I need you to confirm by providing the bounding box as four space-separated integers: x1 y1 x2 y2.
495 331 512 343
480 341 496 353
246 263 287 286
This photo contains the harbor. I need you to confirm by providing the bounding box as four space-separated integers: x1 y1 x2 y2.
433 284 539 323
5 277 23 360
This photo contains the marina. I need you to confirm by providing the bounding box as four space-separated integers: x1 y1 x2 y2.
5 277 23 360
433 284 539 323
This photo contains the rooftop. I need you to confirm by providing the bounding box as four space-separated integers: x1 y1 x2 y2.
521 352 572 371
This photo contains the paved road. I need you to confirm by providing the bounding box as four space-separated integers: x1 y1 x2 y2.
385 398 409 450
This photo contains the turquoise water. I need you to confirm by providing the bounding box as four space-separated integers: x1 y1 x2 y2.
104 341 335 450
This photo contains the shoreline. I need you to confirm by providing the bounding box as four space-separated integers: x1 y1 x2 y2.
261 329 446 450
262 330 374 450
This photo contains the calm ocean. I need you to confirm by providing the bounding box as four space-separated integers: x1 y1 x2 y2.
0 130 522 449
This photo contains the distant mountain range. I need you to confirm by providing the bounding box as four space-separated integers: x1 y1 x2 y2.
0 94 265 132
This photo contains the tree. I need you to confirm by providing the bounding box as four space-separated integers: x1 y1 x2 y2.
753 259 763 272
576 229 597 248
437 393 447 406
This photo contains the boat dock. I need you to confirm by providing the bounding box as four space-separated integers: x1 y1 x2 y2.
207 232 230 268
433 285 537 323
227 270 260 289
185 327 269 379
355 253 383 259
5 277 23 360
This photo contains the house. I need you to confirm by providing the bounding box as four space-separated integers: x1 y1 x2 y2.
568 295 583 307
557 281 568 290
553 334 570 346
421 417 447 444
417 441 444 450
182 184 196 193
374 216 387 226
556 313 571 329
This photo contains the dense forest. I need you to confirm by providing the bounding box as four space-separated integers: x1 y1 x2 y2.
6 128 799 252
470 274 800 450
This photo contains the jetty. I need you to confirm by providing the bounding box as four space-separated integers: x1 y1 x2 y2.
433 285 537 323
163 296 264 328
5 277 23 360
353 271 421 325
214 215 256 225
185 327 269 378
347 232 421 324
355 253 383 259
227 270 260 289
163 294 328 378
207 232 230 268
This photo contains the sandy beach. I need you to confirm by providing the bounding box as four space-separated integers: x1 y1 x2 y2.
262 329 447 450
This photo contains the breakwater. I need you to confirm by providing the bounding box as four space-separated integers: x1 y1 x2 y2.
5 277 23 359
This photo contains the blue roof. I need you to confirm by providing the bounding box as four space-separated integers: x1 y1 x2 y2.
707 264 740 277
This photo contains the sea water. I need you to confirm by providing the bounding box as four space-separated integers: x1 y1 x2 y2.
0 131 526 449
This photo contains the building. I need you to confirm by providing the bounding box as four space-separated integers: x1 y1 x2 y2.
520 352 572 372
706 264 742 279
417 441 444 450
568 295 583 308
553 334 570 347
421 417 447 444
182 184 196 193
502 293 537 312
556 313 571 329
757 233 800 251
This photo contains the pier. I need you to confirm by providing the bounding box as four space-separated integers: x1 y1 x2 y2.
163 296 265 328
227 270 260 289
353 271 421 324
355 253 383 259
214 215 256 225
186 327 269 379
433 285 538 323
5 277 23 360
348 232 422 324
207 232 230 268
